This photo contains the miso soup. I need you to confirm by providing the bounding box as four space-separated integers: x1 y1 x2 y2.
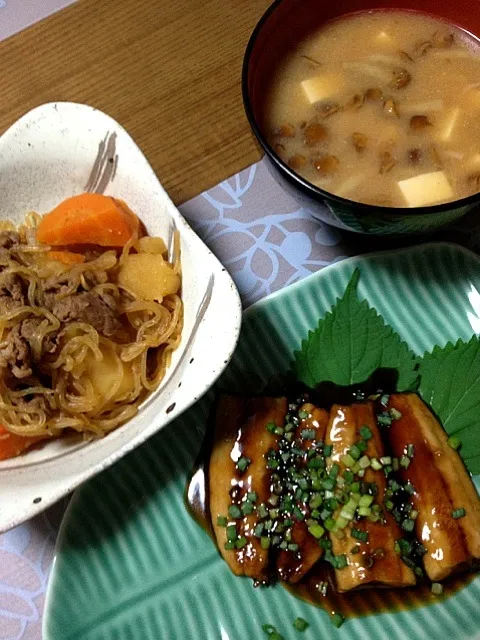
264 11 480 207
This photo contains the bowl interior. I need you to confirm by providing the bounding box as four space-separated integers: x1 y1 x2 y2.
247 0 480 132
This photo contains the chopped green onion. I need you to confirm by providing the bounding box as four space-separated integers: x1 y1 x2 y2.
410 509 419 520
247 491 257 502
324 517 336 531
370 457 382 471
293 617 309 632
402 518 415 532
323 444 333 457
318 537 332 550
226 524 237 541
334 554 348 569
389 408 402 420
431 582 443 596
357 441 368 454
452 508 466 519
447 436 461 450
308 457 324 470
359 494 374 507
224 541 235 550
298 410 309 419
297 477 309 490
257 503 268 519
267 458 280 470
343 469 354 483
288 543 299 552
236 456 251 472
400 455 411 469
341 453 356 468
274 426 284 436
266 421 276 433
329 463 340 479
262 624 284 639
228 505 241 519
241 501 253 515
392 457 400 472
388 479 401 493
351 528 369 542
301 428 315 440
360 425 373 440
358 506 372 517
349 444 362 460
293 506 305 521
268 494 279 506
359 455 371 469
380 456 392 465
406 444 415 458
377 412 392 427
254 523 264 537
331 613 345 628
236 536 248 549
284 422 294 432
309 493 323 509
380 393 390 406
269 508 279 520
261 536 271 549
216 515 227 527
308 523 325 539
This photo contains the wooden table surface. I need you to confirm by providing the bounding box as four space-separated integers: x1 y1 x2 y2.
0 0 271 204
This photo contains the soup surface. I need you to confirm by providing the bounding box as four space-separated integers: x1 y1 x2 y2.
264 10 480 207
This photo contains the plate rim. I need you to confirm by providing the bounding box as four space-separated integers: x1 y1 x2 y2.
43 240 480 640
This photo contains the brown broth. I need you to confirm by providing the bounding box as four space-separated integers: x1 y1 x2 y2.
263 10 480 207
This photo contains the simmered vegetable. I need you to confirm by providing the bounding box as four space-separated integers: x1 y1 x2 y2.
117 253 180 301
37 193 140 247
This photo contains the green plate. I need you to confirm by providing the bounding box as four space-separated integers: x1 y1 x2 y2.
44 242 480 640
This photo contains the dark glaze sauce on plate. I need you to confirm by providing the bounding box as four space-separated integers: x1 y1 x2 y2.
185 373 478 620
185 451 475 619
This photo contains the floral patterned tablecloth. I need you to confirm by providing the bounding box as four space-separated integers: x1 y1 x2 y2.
2 158 480 639
0 0 76 42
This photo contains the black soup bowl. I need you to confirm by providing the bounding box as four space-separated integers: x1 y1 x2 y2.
242 0 480 235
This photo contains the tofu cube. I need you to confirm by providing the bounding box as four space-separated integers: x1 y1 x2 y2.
439 108 460 141
398 171 454 207
301 75 343 104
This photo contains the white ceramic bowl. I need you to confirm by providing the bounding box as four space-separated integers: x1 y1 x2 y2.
0 102 242 532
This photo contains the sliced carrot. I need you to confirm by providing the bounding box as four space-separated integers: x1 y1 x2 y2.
36 193 140 247
0 425 46 461
48 251 85 265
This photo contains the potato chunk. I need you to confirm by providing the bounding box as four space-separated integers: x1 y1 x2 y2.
301 75 343 104
135 236 167 255
117 253 180 301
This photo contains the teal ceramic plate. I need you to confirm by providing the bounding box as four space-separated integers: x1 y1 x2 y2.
44 242 480 640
